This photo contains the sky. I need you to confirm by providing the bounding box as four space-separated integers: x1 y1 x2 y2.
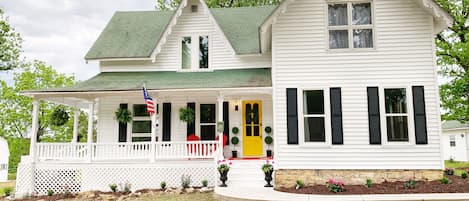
0 0 156 82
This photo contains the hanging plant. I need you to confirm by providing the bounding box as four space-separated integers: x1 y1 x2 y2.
264 136 273 145
50 106 70 126
179 107 195 124
264 126 272 134
115 108 132 123
232 127 239 134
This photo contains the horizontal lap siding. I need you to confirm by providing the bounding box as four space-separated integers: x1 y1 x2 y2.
273 0 442 169
100 0 270 72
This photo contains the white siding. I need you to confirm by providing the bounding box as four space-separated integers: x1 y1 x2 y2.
96 93 273 158
100 0 271 72
272 0 442 169
442 129 469 162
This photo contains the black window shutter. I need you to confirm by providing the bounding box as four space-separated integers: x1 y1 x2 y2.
223 102 230 145
187 102 195 136
286 88 299 144
330 88 343 145
367 87 381 145
163 103 171 141
118 104 128 142
412 86 428 144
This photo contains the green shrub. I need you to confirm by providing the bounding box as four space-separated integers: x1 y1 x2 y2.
296 180 304 189
462 172 468 179
404 177 417 189
160 181 167 189
3 187 13 196
109 183 117 192
440 177 450 184
201 179 208 187
365 178 373 188
47 189 54 196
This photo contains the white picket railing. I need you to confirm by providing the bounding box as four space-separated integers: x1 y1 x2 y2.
36 143 88 160
36 141 220 162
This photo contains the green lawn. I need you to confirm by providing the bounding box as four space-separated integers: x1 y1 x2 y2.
445 160 469 175
0 181 15 196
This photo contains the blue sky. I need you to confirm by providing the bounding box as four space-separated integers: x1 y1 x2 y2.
0 0 155 83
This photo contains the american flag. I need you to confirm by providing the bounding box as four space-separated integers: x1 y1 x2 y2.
142 86 155 114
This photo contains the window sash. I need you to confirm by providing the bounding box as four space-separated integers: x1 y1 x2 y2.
327 1 373 49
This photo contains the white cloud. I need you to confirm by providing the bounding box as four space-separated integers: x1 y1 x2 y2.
1 0 156 81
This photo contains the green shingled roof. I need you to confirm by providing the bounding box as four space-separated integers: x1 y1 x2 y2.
85 6 277 60
85 11 174 60
30 68 271 92
442 120 469 130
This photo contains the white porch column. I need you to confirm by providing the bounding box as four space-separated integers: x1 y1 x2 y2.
72 107 80 143
86 101 94 162
29 99 39 163
217 95 224 160
150 99 158 163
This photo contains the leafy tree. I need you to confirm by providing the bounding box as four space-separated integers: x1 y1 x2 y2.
435 0 469 123
0 60 90 142
156 0 280 10
0 8 23 70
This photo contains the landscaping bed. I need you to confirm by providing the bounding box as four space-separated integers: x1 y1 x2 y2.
277 175 469 195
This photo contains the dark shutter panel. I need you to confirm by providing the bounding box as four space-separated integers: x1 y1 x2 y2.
186 102 195 136
223 102 230 145
367 87 381 145
118 104 128 142
286 88 299 145
163 103 171 142
330 88 343 145
413 86 428 144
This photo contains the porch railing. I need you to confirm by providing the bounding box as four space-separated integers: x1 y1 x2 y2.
35 141 220 162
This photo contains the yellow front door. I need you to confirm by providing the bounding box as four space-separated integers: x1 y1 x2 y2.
242 100 263 156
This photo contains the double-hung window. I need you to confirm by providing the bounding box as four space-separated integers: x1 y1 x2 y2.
384 88 409 142
303 90 326 142
181 35 209 69
131 104 157 142
328 2 373 49
200 104 216 140
450 135 456 147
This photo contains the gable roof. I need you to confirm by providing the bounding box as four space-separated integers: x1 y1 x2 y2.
442 120 469 130
85 5 277 60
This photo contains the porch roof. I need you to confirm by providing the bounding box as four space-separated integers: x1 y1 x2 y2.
25 68 272 93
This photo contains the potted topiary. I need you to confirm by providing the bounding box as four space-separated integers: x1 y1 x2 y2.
231 136 239 158
179 107 195 124
264 136 273 157
115 107 132 123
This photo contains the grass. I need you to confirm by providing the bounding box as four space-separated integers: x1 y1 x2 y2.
445 160 469 175
134 192 217 201
0 181 16 196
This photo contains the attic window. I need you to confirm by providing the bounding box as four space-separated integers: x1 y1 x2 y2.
191 5 198 13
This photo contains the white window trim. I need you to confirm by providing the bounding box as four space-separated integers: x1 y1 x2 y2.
298 88 332 147
325 0 376 51
128 103 157 142
178 33 212 71
196 103 218 139
379 86 415 146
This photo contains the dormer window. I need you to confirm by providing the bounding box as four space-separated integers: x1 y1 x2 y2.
327 2 373 49
181 35 210 70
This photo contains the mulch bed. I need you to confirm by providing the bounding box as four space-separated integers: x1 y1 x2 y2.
277 175 469 195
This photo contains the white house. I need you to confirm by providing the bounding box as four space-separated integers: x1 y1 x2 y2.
0 137 9 182
14 0 452 196
442 121 469 162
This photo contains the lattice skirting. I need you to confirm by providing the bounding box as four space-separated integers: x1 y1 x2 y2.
15 161 217 197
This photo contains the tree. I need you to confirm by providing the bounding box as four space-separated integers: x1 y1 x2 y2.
0 8 23 70
0 60 89 142
156 0 280 10
434 0 469 123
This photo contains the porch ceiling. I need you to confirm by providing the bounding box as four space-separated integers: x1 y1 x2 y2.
23 68 272 93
